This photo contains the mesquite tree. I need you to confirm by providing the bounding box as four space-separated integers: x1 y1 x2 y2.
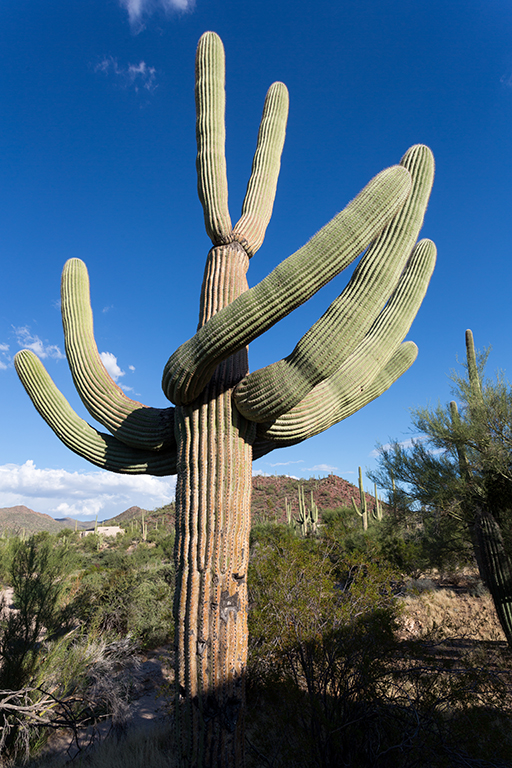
14 32 435 768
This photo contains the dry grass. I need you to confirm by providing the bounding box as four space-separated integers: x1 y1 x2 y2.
398 571 506 643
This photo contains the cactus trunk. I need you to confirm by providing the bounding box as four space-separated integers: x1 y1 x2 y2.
174 243 255 767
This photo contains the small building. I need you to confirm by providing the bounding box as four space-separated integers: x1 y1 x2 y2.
80 525 124 538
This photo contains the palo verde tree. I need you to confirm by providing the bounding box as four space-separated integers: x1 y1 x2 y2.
14 32 435 768
371 330 512 646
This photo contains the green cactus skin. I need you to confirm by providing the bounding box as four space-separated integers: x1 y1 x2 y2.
451 331 512 646
14 31 437 768
163 164 411 406
61 258 175 450
234 144 435 422
14 349 176 475
253 239 435 445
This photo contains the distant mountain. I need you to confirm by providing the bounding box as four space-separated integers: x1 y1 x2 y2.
0 506 66 534
0 475 378 536
103 505 149 526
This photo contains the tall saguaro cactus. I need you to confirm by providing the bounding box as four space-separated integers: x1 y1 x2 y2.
450 331 512 646
14 32 436 768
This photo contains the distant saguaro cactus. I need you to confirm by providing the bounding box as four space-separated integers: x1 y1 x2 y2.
14 32 435 768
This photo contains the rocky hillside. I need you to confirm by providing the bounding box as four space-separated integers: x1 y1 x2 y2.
251 473 380 524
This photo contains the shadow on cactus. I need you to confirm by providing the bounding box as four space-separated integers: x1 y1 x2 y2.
14 31 436 768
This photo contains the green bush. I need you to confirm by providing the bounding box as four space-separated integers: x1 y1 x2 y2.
0 535 72 691
247 527 402 767
246 524 512 767
70 559 174 648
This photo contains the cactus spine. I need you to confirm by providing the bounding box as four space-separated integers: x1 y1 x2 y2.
14 32 436 768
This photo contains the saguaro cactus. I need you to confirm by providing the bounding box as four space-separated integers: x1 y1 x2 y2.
14 32 436 768
351 466 369 531
451 331 512 646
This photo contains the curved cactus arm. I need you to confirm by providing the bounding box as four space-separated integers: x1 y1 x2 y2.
232 81 289 257
234 144 434 422
62 258 175 451
195 31 232 245
249 238 435 442
14 350 177 476
163 164 411 405
253 341 417 458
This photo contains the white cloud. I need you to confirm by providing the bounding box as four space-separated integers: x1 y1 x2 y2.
267 460 304 467
100 351 125 381
252 469 300 479
0 343 9 371
0 461 175 520
14 326 64 360
129 365 136 372
119 0 194 28
369 436 427 458
95 57 157 93
304 464 338 473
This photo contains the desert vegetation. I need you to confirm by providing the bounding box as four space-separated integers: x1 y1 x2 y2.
0 476 511 767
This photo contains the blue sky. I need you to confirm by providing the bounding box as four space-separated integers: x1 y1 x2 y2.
1 0 511 520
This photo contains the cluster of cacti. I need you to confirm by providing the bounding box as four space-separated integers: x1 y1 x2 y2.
286 485 320 536
13 32 436 768
451 330 512 646
351 468 384 530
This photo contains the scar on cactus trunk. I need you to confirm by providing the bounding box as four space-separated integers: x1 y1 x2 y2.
14 32 436 768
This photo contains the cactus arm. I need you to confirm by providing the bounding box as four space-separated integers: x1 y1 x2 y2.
372 483 383 521
253 238 435 444
231 82 289 257
163 164 411 405
252 341 417 459
234 144 434 421
61 258 175 450
195 32 232 245
14 350 177 476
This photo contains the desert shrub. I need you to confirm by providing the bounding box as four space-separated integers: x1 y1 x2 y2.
70 560 174 648
0 632 141 765
246 525 512 767
0 535 73 692
247 529 403 767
